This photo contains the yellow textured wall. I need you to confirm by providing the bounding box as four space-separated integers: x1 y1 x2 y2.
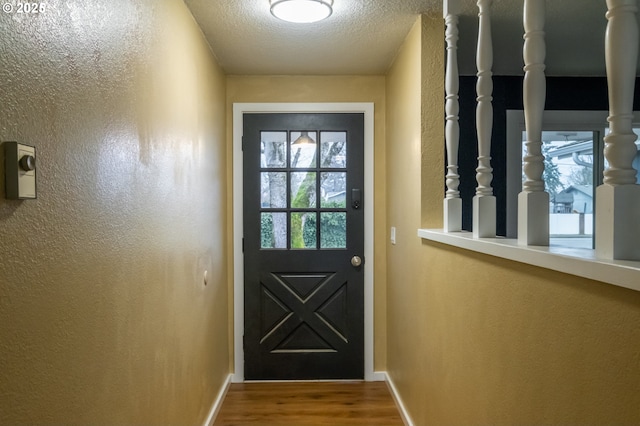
386 15 440 423
0 1 229 424
386 14 640 426
226 75 387 370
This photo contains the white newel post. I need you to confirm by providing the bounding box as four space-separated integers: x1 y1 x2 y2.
518 0 549 246
473 0 496 238
596 0 640 260
444 0 462 232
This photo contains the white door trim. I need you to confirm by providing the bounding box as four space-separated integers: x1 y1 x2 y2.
232 103 379 382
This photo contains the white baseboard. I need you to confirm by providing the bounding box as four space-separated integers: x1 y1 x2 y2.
383 372 414 426
371 370 387 381
203 374 232 426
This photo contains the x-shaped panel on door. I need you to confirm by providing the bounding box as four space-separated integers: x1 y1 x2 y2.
258 271 349 354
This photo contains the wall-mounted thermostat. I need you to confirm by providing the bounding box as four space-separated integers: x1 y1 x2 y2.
4 142 37 199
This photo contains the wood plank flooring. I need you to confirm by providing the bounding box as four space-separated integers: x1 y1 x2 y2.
214 381 404 425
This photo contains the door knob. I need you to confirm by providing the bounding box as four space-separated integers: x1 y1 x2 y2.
351 255 362 267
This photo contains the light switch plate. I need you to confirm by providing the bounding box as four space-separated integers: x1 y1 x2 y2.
390 226 396 245
4 142 37 199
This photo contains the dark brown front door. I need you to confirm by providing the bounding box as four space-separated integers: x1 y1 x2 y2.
243 113 365 380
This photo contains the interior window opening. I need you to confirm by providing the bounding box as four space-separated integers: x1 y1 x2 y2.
506 110 640 248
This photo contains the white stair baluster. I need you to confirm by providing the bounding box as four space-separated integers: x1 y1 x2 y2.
444 0 462 232
596 0 640 260
473 0 496 238
518 0 549 246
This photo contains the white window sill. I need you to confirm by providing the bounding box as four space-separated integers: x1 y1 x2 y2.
417 229 640 293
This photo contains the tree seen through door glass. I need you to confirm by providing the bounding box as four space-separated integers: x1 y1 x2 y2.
291 212 317 249
261 212 287 249
320 132 347 168
261 132 287 168
321 172 346 208
261 172 286 208
291 168 317 249
320 212 347 248
291 172 317 208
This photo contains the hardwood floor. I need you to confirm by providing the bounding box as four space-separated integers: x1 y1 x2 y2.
213 381 404 425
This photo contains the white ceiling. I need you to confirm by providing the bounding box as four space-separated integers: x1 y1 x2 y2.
183 0 634 76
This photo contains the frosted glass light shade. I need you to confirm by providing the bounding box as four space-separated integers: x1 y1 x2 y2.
270 0 333 23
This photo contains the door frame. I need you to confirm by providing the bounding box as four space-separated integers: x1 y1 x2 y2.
232 103 379 382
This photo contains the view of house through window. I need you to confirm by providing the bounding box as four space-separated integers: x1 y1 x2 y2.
524 131 598 248
507 111 640 246
520 128 640 249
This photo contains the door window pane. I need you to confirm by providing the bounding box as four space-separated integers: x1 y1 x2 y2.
320 212 347 249
261 132 287 168
261 212 287 249
320 132 347 168
291 172 317 208
261 172 286 208
321 172 346 208
290 131 317 168
291 212 316 249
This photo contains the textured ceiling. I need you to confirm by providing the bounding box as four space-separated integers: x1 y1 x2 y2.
183 0 633 76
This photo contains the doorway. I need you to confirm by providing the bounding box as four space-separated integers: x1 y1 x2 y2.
243 112 364 379
232 103 378 382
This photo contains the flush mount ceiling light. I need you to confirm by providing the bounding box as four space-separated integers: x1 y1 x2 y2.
270 0 333 24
